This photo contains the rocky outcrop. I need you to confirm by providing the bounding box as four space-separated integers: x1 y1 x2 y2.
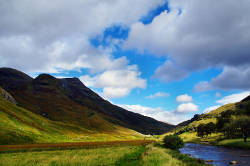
0 87 17 104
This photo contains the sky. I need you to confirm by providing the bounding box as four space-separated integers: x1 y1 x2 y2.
0 0 250 125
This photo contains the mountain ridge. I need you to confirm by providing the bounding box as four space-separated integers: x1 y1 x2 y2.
0 67 174 135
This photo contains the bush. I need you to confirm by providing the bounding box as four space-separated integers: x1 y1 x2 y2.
163 135 184 150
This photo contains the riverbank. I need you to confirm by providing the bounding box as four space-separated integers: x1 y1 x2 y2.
180 132 250 149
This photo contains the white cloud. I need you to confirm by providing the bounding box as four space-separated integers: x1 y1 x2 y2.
216 91 250 105
176 94 193 103
0 0 165 73
80 67 146 99
194 66 250 92
146 92 170 99
203 105 221 114
176 102 198 113
119 104 191 125
125 0 250 85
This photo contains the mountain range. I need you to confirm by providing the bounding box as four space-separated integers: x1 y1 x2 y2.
0 67 174 144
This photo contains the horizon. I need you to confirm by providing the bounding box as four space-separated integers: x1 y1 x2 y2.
1 0 250 125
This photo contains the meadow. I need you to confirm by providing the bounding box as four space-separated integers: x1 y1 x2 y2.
0 142 205 166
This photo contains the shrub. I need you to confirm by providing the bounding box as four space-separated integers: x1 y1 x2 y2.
163 135 184 150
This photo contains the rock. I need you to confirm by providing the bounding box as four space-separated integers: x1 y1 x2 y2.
206 160 213 162
229 161 238 164
0 87 17 104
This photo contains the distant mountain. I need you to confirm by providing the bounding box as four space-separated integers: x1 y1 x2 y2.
0 67 174 135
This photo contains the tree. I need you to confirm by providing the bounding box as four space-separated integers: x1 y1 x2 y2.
197 124 206 138
163 135 184 150
223 116 250 142
232 116 250 142
216 110 234 131
206 122 216 135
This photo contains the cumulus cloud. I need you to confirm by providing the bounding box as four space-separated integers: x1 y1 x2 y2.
176 102 198 113
80 67 146 99
0 0 165 73
153 60 189 82
176 94 193 103
216 91 250 105
119 104 191 125
203 105 221 114
146 92 170 99
125 0 250 85
195 66 250 92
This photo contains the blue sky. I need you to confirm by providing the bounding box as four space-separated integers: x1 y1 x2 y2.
1 0 250 124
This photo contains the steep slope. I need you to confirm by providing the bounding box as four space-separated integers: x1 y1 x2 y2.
0 88 143 145
0 68 174 135
60 77 173 134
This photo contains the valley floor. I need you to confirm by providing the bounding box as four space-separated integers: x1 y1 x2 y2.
0 142 205 166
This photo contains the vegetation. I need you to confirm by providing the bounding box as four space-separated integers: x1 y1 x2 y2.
217 138 250 149
0 96 144 145
172 95 250 149
222 116 250 142
0 143 206 166
197 122 216 138
0 145 145 166
163 135 184 150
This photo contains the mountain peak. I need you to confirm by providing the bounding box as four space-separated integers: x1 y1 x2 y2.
35 74 57 81
0 67 33 90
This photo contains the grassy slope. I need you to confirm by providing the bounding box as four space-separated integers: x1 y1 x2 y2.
0 143 206 166
169 102 250 149
0 97 143 145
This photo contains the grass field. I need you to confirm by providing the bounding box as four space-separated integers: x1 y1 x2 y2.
179 132 224 144
217 138 250 149
0 142 206 166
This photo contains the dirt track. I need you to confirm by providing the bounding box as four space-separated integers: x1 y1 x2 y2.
0 140 155 152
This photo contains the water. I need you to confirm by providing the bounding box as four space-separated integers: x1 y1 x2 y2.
180 143 250 166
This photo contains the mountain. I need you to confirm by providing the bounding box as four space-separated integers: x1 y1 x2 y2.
0 87 145 145
0 68 174 137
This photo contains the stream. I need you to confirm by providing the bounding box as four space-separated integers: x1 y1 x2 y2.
180 143 250 166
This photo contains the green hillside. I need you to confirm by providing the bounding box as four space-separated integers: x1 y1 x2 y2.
0 93 143 145
167 97 250 148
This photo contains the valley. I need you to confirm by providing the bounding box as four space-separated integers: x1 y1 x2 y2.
0 67 250 166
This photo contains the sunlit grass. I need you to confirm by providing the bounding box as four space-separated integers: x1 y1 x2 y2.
180 132 224 144
0 143 206 166
217 138 250 149
0 145 144 166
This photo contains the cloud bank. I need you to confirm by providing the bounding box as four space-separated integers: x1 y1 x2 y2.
124 0 250 89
